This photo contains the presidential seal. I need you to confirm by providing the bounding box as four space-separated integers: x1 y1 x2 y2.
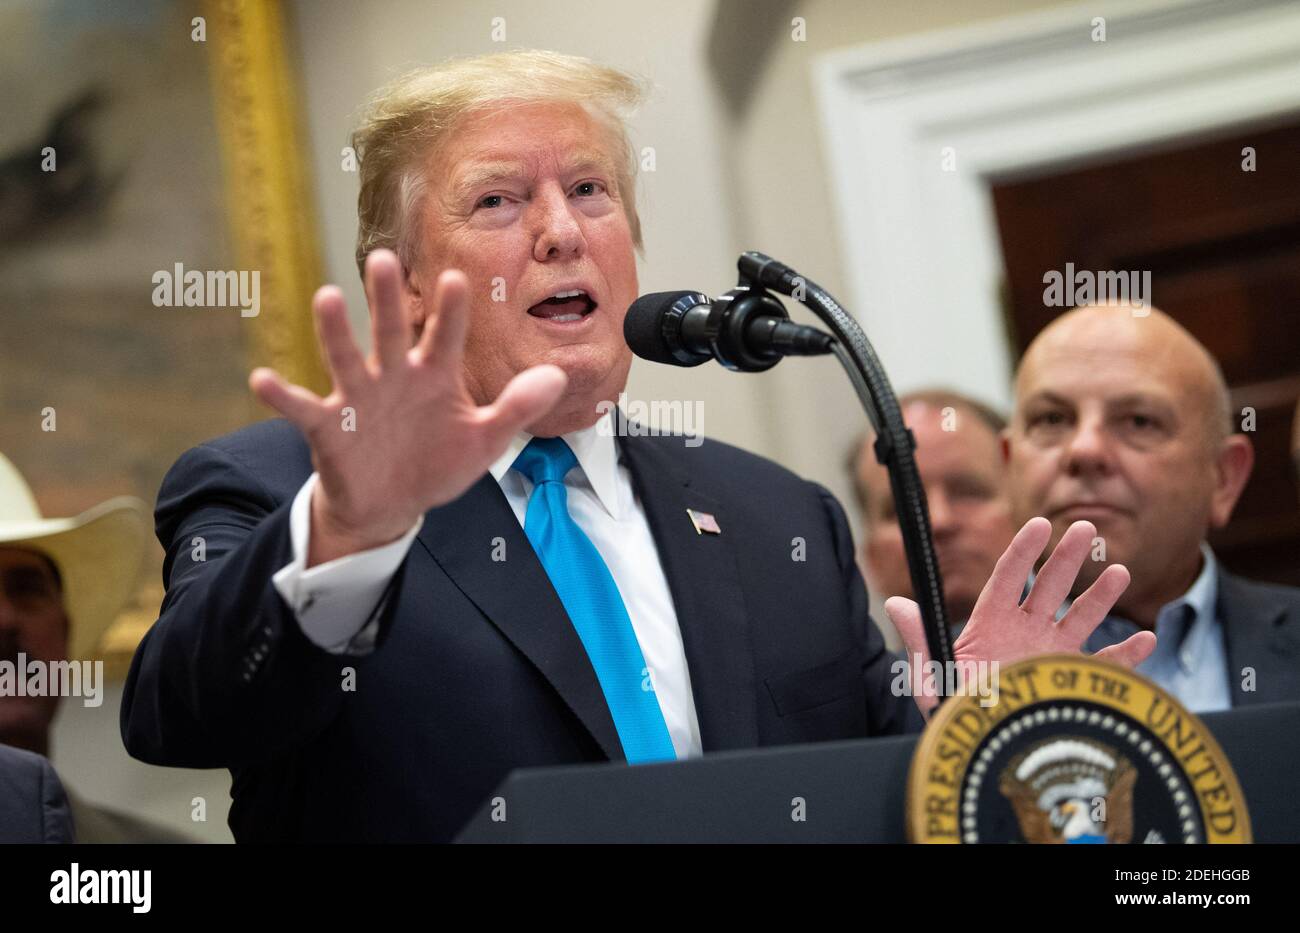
906 654 1251 843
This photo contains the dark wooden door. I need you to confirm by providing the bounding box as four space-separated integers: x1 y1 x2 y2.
991 119 1300 586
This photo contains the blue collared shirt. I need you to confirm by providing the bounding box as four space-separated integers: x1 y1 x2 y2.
1082 543 1232 713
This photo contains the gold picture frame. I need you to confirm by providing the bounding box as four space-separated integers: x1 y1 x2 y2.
101 0 329 677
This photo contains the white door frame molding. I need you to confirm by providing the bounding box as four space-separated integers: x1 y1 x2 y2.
813 0 1300 409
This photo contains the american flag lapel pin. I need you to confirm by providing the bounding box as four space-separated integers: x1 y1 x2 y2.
687 508 721 535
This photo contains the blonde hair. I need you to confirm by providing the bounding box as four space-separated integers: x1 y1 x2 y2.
351 49 648 277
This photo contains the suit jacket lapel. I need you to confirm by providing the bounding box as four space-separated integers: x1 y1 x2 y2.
1218 570 1297 706
618 424 760 752
414 475 624 760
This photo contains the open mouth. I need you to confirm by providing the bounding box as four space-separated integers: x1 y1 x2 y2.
527 289 597 323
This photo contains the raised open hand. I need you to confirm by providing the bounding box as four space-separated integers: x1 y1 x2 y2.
887 517 1157 716
249 249 568 565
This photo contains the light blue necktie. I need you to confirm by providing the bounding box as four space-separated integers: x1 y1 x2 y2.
512 437 676 764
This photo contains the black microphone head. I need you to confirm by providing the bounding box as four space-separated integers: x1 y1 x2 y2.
624 291 711 367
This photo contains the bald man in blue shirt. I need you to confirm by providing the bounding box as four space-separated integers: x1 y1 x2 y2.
1006 304 1300 712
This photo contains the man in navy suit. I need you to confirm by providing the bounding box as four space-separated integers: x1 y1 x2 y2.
0 743 73 843
120 51 1153 842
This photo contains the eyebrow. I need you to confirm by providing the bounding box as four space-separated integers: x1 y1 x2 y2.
1021 390 1174 411
448 150 618 203
1021 390 1073 409
1109 393 1175 410
449 161 526 202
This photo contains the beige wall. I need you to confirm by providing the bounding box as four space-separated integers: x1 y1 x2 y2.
52 682 232 842
723 0 1069 513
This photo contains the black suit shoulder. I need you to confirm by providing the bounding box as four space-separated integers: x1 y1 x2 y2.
636 429 830 499
634 430 854 553
164 417 310 502
1218 569 1300 706
1221 570 1300 610
155 418 310 554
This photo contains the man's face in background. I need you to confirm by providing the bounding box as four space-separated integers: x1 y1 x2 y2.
0 547 66 755
854 399 1017 624
1004 307 1251 621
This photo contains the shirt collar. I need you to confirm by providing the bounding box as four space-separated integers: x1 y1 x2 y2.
1044 541 1218 626
1170 541 1219 627
488 407 624 520
1151 542 1219 667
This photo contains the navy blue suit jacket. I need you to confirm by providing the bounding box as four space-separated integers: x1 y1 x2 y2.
0 743 74 843
121 416 917 842
1218 570 1300 706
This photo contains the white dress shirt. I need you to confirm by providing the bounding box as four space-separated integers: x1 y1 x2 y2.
271 410 703 759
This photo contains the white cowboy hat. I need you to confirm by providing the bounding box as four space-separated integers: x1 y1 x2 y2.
0 451 149 660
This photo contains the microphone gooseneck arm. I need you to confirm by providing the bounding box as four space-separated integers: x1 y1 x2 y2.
735 251 956 694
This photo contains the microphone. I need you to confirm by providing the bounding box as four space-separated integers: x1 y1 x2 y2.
624 289 835 372
626 252 957 680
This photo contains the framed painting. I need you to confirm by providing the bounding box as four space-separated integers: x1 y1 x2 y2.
0 0 327 677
